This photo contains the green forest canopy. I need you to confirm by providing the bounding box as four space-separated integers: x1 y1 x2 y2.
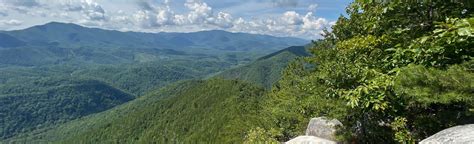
254 1 473 143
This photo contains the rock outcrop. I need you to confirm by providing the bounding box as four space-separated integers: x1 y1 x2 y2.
286 136 337 144
286 117 342 144
420 124 474 144
305 117 343 141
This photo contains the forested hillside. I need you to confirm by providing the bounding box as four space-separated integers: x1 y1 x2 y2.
73 59 232 96
217 46 310 88
0 21 308 141
0 77 134 139
7 79 268 143
3 44 311 143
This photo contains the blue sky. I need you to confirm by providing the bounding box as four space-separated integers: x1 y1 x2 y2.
0 0 352 39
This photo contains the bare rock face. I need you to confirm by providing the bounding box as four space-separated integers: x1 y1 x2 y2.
420 124 474 144
305 117 343 141
286 117 343 144
286 136 337 144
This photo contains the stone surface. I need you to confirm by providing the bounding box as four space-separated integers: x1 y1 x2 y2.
305 117 343 141
286 136 337 144
420 124 474 144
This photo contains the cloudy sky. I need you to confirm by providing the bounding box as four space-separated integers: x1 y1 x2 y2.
0 0 352 39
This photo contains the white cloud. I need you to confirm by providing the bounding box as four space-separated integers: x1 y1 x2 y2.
49 12 70 18
0 3 7 16
132 0 232 28
62 1 83 11
132 0 176 28
79 0 106 21
211 12 233 28
134 10 157 28
302 12 327 30
156 8 174 25
1 19 22 26
282 11 302 25
185 0 212 24
0 0 332 39
128 2 330 39
228 10 330 39
173 14 187 25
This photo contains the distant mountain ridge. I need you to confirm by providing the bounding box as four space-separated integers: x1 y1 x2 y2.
0 22 308 67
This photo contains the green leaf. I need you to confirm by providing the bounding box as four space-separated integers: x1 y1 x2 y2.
455 19 469 27
457 28 472 36
363 87 369 94
419 36 429 43
433 29 445 34
385 48 397 52
468 18 474 25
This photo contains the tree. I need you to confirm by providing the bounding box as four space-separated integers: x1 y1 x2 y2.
265 1 474 143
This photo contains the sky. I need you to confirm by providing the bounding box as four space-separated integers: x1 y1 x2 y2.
0 0 352 39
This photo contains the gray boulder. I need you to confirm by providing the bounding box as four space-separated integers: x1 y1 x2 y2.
286 136 336 144
305 117 343 141
420 124 474 144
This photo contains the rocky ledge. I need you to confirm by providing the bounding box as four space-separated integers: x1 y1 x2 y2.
286 117 342 144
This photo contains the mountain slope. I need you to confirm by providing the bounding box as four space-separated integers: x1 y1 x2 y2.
4 46 314 143
7 79 268 143
0 33 25 48
3 46 311 143
216 46 310 88
0 22 308 67
0 59 230 139
73 59 232 96
0 22 310 142
0 77 134 139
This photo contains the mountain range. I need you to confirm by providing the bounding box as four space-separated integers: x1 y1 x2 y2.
5 45 311 143
0 22 310 142
0 22 307 67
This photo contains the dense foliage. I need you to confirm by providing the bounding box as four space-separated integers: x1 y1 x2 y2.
6 79 268 143
0 77 134 139
258 1 474 143
74 59 232 96
0 59 237 140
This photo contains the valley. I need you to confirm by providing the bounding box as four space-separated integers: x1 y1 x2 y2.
0 22 309 141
